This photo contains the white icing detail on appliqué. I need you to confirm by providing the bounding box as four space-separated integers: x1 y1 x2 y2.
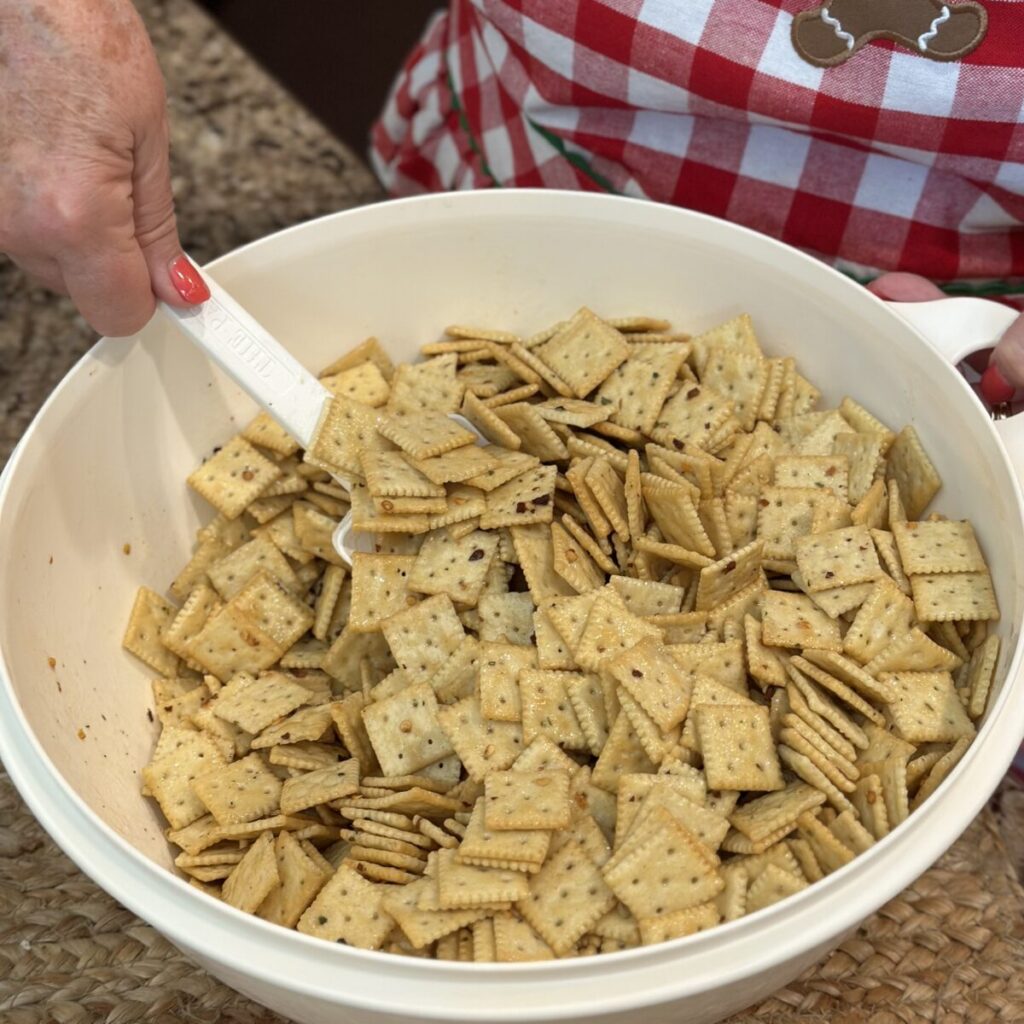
820 5 855 50
918 5 951 51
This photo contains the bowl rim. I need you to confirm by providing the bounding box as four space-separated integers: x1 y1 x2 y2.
2 188 1023 1017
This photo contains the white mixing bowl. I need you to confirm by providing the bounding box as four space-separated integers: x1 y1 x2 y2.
2 191 1023 1024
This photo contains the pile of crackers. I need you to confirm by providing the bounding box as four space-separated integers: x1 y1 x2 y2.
123 307 1000 960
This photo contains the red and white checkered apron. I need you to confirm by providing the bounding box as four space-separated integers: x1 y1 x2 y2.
370 0 1024 286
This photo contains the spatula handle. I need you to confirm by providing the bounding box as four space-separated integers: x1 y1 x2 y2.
160 266 330 449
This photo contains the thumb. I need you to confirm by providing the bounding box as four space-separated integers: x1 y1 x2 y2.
132 119 208 308
992 312 1024 389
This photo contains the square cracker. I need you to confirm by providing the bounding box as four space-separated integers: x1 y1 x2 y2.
297 863 394 949
437 696 525 780
212 671 310 735
756 486 820 561
360 450 445 498
695 704 784 792
484 770 571 830
409 445 499 485
479 642 537 722
593 343 687 433
122 586 181 677
222 832 280 914
910 572 999 622
362 681 456 775
188 436 282 520
606 638 692 731
348 553 418 632
519 670 589 750
520 523 584 599
565 673 610 755
532 308 630 399
305 398 390 479
603 808 723 919
879 671 976 743
702 351 767 432
574 590 663 672
382 594 466 685
321 361 391 408
886 426 941 519
382 879 488 948
378 411 476 460
795 526 882 592
387 355 462 415
409 529 499 605
207 536 299 601
494 403 568 462
728 782 825 844
761 591 842 652
192 752 283 825
892 520 986 575
479 465 557 529
843 577 916 664
465 448 540 492
650 383 735 451
773 455 849 502
242 411 300 457
142 729 228 830
519 839 617 954
492 913 555 961
436 850 530 908
457 800 551 869
690 313 763 374
695 540 764 612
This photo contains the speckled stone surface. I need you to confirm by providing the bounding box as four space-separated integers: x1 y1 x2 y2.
1 2 1023 1022
0 0 383 466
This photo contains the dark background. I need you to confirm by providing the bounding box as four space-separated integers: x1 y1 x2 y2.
196 1 442 155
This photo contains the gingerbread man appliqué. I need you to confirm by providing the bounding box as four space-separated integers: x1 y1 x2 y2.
792 0 988 67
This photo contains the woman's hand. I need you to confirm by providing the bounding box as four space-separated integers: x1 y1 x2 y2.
869 272 1024 400
0 0 208 337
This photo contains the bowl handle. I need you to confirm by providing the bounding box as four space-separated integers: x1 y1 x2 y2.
887 297 1024 485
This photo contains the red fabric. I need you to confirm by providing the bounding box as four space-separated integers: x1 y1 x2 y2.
370 0 1024 283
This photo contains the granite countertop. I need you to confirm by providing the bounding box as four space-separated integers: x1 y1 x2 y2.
0 0 383 466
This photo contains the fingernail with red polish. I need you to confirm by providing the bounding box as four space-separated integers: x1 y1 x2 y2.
981 364 1015 406
169 255 211 304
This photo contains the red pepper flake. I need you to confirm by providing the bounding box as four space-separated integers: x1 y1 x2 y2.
631 669 643 678
468 549 486 561
825 466 837 477
516 501 528 513
685 388 700 400
77 728 86 741
533 494 551 506
47 657 56 670
724 561 737 573
122 543 132 556
241 469 255 481
146 709 154 722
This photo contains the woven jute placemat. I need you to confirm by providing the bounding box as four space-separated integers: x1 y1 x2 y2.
2 1 1024 1020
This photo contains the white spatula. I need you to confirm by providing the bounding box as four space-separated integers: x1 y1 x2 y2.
159 266 482 565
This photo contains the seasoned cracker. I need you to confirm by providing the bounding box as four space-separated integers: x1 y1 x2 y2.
694 704 784 792
761 591 841 652
886 426 941 519
910 571 999 622
484 770 571 831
